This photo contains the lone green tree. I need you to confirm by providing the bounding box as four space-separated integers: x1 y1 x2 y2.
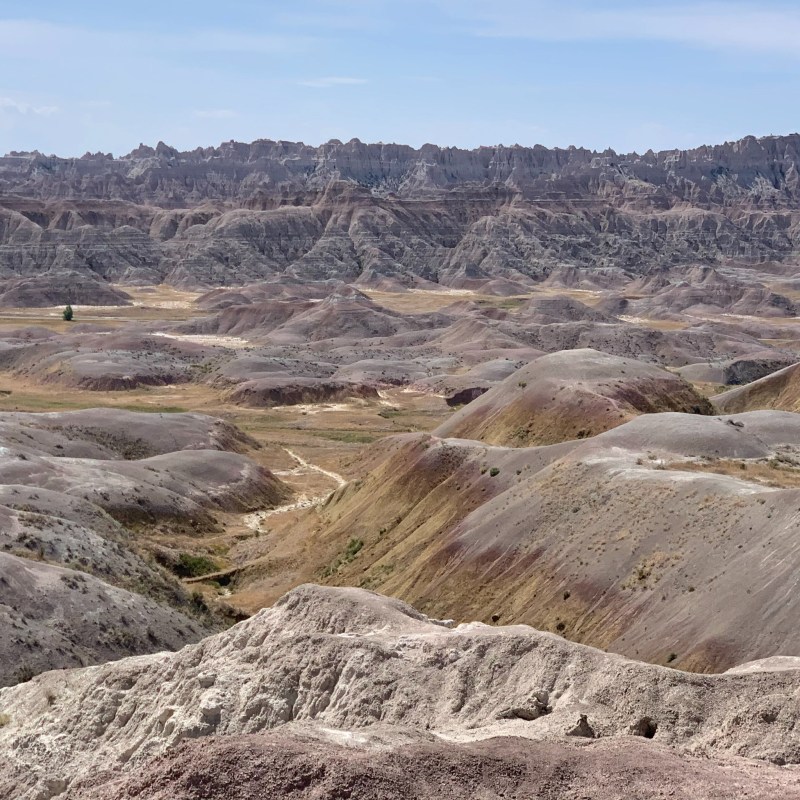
63 304 73 322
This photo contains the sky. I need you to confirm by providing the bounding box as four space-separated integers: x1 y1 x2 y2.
1 0 799 157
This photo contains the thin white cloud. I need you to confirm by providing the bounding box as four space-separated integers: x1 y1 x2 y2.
0 97 58 116
298 76 368 88
0 19 313 58
193 109 238 119
443 1 800 58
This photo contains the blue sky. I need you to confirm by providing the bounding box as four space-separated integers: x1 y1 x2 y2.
1 0 799 156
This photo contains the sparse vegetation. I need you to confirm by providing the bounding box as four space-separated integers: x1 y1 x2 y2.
119 404 190 414
0 230 798 695
62 304 73 322
14 665 35 684
323 538 364 577
174 553 220 579
317 430 380 444
189 590 210 613
359 562 395 589
0 712 10 727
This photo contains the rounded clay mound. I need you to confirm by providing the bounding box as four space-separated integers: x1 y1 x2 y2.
435 348 713 446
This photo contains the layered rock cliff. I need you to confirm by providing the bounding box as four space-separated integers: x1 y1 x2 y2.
0 134 799 290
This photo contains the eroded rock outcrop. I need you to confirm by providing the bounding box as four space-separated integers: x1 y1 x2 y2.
2 584 800 799
1 134 799 291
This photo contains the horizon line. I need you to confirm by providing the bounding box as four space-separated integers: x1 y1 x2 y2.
5 130 800 162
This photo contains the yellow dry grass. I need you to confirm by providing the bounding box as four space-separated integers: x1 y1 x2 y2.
665 457 800 489
0 368 452 611
0 285 204 333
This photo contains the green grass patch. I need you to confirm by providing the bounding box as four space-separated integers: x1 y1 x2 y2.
316 430 381 444
174 552 220 578
322 538 364 577
118 404 190 414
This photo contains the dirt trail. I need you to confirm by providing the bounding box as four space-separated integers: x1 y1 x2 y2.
281 447 347 488
244 448 346 530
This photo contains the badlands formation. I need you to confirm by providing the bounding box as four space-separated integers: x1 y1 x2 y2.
0 134 799 295
3 585 800 799
1 133 800 797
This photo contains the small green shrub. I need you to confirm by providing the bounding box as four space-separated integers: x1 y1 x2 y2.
62 304 73 322
322 538 364 577
174 553 220 578
344 538 364 559
489 467 500 477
